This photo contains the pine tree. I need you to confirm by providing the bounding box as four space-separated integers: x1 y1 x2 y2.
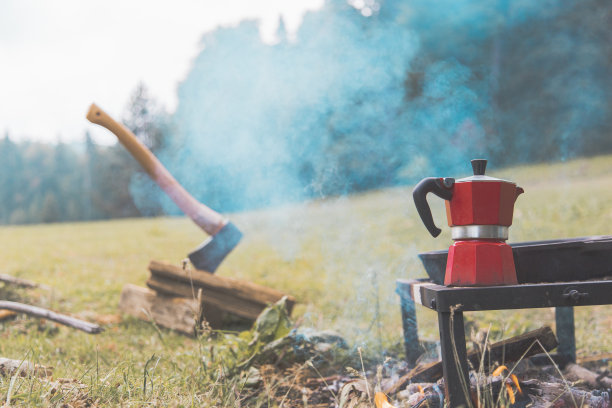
123 82 166 152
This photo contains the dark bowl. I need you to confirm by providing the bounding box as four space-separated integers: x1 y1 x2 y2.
418 236 612 284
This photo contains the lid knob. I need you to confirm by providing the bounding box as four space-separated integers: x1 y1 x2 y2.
471 159 487 176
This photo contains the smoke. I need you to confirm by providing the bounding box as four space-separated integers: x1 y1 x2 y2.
124 0 612 350
136 0 419 214
134 0 611 216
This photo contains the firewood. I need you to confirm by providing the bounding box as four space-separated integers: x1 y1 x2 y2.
578 352 612 364
385 326 558 395
146 275 268 321
564 363 612 388
527 379 611 407
118 283 202 336
148 260 296 320
0 358 53 378
0 301 102 334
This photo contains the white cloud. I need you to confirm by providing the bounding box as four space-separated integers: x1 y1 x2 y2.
0 0 323 143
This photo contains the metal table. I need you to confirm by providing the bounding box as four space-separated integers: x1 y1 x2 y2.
396 278 612 408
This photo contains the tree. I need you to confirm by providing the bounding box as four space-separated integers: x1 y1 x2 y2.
83 132 96 220
0 134 21 222
122 82 168 216
41 192 60 223
123 82 166 152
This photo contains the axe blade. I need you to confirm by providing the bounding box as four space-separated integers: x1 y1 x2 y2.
188 221 243 272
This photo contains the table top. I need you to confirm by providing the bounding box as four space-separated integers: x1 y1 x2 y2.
396 278 612 312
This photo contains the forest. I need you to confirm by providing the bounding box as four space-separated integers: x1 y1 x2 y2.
1 0 611 224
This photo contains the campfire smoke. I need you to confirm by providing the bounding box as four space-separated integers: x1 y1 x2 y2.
124 0 612 355
129 1 611 216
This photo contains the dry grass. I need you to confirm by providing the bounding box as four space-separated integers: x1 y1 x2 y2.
1 155 612 405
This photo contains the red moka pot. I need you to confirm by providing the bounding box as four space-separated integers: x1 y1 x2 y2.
413 159 524 286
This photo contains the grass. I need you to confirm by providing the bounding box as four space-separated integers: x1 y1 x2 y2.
1 155 612 405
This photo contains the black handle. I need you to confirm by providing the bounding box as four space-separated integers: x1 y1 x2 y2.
413 177 454 237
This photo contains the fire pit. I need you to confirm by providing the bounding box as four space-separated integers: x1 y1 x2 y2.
396 277 612 407
404 160 612 406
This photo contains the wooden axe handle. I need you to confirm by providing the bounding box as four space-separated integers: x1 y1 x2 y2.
86 103 225 236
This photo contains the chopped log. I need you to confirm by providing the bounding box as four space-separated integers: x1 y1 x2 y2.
0 301 103 334
148 260 296 320
149 260 295 308
147 275 268 321
473 326 558 370
385 326 558 395
577 352 612 364
0 358 53 378
564 363 612 388
119 284 202 336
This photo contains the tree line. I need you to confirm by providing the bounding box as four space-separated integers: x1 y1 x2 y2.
0 134 133 224
0 84 163 224
2 0 611 224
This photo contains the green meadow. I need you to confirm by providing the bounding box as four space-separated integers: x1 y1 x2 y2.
1 155 612 406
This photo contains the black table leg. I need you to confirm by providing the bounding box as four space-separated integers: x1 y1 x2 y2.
400 294 423 366
555 306 576 363
438 309 470 408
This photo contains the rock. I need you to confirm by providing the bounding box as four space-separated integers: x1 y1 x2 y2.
242 366 262 388
338 379 371 408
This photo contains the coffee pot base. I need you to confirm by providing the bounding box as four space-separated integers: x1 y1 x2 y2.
444 240 518 286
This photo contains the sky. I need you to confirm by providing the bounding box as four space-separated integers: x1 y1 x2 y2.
0 0 323 144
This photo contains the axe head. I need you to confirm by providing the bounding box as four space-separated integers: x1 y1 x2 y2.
188 221 243 273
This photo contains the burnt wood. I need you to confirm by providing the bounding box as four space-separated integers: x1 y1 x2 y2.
527 379 611 407
385 326 557 396
577 352 612 364
396 278 612 407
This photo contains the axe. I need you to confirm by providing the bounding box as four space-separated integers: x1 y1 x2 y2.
86 103 242 273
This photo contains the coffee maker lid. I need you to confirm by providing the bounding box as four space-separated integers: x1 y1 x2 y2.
456 174 514 183
455 159 515 184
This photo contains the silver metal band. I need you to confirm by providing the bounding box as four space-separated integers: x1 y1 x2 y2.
451 225 509 240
